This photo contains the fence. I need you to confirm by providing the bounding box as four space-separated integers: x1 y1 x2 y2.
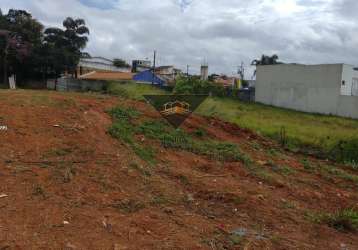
47 78 107 92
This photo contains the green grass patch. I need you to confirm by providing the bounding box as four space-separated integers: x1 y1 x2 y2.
307 208 358 232
301 158 314 172
108 106 156 164
138 120 249 163
108 106 249 164
330 138 358 163
107 82 167 100
320 165 358 185
196 97 358 161
269 164 296 176
105 82 358 163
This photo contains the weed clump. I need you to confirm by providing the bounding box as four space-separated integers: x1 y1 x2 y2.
308 208 358 232
138 120 249 163
108 107 250 164
112 199 145 214
108 107 155 164
331 138 358 163
108 106 140 120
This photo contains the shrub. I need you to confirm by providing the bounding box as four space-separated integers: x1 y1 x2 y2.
173 76 226 96
108 121 134 144
108 106 140 120
324 208 358 232
331 138 358 163
107 82 130 98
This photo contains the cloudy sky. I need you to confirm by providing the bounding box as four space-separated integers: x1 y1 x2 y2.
1 0 357 76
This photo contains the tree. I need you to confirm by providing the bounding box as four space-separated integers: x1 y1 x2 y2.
251 54 283 78
0 10 90 87
0 9 43 86
113 58 130 68
251 54 282 66
44 17 89 78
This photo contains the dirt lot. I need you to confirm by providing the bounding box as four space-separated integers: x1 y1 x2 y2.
0 90 357 250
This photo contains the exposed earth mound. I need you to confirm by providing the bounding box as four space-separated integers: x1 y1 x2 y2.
0 90 357 249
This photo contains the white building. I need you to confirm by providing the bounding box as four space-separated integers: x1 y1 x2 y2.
155 66 182 83
255 63 358 119
78 57 131 73
132 60 152 72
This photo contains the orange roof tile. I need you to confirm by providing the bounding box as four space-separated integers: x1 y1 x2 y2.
79 71 133 81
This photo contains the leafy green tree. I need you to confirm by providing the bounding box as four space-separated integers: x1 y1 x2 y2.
44 17 89 78
174 76 226 96
251 54 282 66
113 58 130 68
251 54 283 78
0 9 43 86
0 9 90 87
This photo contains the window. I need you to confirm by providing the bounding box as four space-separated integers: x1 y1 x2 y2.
352 78 358 96
342 80 346 86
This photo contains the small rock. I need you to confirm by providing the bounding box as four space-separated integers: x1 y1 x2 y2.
257 161 267 166
257 195 265 200
313 191 324 199
340 243 348 250
114 243 127 250
163 208 173 214
187 194 195 202
258 182 263 185
231 228 247 237
63 221 70 225
0 194 8 198
65 243 76 249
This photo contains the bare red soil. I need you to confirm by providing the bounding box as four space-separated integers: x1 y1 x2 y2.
0 90 357 250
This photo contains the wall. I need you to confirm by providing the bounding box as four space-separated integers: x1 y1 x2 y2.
49 78 106 92
256 64 342 115
337 96 358 118
256 63 358 119
79 57 130 73
341 64 358 96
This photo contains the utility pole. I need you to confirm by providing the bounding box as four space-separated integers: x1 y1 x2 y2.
238 61 245 80
152 50 156 85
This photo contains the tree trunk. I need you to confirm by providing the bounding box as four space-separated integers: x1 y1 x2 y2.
3 54 7 87
3 41 9 87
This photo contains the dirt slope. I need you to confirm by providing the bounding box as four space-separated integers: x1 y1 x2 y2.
0 90 357 250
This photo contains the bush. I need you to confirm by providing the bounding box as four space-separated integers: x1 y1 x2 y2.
108 106 140 121
173 76 226 96
324 208 358 232
331 138 358 163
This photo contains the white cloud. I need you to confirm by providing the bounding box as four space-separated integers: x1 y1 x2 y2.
1 0 358 77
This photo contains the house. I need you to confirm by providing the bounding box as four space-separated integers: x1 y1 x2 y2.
255 63 358 119
78 57 131 75
213 75 240 88
132 60 152 73
133 70 166 86
155 66 182 84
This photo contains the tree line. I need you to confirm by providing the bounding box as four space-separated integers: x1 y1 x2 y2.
0 9 89 87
